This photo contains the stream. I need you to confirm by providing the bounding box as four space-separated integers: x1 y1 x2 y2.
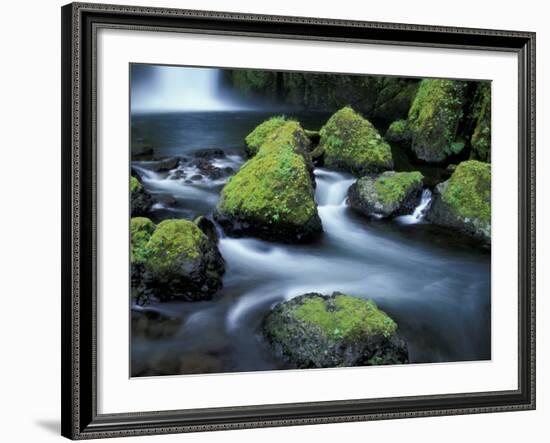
130 111 491 377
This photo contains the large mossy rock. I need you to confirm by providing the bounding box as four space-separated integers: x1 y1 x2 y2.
215 122 321 243
131 176 153 217
318 107 394 175
427 160 491 244
407 79 468 163
469 82 491 162
263 292 408 368
130 217 156 265
142 219 225 301
348 171 424 219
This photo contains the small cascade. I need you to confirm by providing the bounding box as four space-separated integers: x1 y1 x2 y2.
396 188 433 225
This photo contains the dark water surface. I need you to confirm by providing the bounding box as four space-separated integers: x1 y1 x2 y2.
130 111 491 377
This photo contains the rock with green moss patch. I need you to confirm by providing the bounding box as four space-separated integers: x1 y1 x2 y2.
143 219 225 301
131 176 153 217
215 123 321 243
469 83 491 162
263 292 408 368
130 217 156 296
347 171 424 219
427 160 491 244
318 107 394 175
385 119 410 143
244 116 288 157
407 79 468 163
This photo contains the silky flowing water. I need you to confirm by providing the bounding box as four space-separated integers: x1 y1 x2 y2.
130 111 491 377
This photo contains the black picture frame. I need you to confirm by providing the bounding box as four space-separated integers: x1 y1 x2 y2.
61 2 536 439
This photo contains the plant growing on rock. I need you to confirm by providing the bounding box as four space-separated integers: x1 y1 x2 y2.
348 171 424 219
318 106 394 175
263 292 408 368
134 219 225 301
427 160 491 244
215 121 321 243
130 176 153 217
407 79 468 163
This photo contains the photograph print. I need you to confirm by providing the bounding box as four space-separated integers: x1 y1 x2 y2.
129 64 491 377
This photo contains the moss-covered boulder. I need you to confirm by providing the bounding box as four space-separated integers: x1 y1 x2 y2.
131 176 153 217
318 107 393 175
244 116 288 157
427 160 491 244
143 219 225 301
347 171 424 219
215 123 321 243
407 79 468 163
385 119 410 143
263 292 408 368
469 83 491 162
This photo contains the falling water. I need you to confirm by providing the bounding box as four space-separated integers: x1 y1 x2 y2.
396 188 433 225
131 65 246 113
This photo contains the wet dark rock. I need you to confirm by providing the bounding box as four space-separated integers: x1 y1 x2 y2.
193 148 226 159
130 176 153 217
194 216 219 243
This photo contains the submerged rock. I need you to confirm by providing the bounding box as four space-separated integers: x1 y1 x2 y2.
407 79 468 163
318 107 393 175
137 157 180 172
130 176 153 217
427 160 491 244
131 307 183 339
142 219 225 301
193 148 226 159
347 171 424 219
263 292 408 368
215 122 321 243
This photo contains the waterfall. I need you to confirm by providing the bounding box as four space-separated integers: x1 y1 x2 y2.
131 65 246 113
396 188 433 225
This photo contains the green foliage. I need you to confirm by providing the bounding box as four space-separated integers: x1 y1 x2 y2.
442 160 491 223
294 294 397 340
217 122 316 226
470 82 492 162
407 79 468 162
130 217 155 264
319 106 393 175
144 219 207 275
384 119 409 142
244 116 288 156
130 176 142 193
374 171 424 205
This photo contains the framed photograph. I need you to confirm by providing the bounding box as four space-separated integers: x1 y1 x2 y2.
61 2 536 439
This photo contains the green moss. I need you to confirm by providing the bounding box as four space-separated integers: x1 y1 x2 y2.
319 106 393 175
470 82 491 162
374 171 424 205
385 119 409 142
245 116 288 156
144 219 206 275
294 294 397 340
442 160 491 223
255 120 311 158
407 79 468 162
217 122 316 226
130 217 155 264
130 176 142 193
